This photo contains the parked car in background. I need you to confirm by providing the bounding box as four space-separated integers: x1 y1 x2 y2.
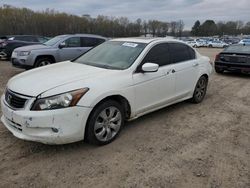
207 41 229 48
1 38 212 145
222 38 240 45
186 40 203 48
239 39 250 45
11 34 107 69
214 44 250 74
0 35 49 60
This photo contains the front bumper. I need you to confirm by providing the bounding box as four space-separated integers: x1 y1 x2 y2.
11 58 33 69
0 50 7 60
1 95 92 144
11 52 34 69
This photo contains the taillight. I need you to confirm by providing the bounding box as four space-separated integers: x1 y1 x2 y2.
215 54 220 61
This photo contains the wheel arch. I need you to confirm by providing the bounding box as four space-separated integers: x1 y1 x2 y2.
35 55 56 64
84 94 132 142
89 94 132 120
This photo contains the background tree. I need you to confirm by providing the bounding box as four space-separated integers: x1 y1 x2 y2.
191 20 200 36
0 5 250 37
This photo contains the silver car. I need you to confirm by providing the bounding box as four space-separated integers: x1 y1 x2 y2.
11 34 106 69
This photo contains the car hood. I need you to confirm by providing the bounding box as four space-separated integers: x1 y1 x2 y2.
7 61 114 97
14 44 52 51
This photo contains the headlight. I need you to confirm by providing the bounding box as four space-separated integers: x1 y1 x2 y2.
18 51 30 56
31 88 89 111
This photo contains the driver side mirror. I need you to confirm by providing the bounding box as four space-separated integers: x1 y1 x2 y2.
58 42 66 49
141 63 159 73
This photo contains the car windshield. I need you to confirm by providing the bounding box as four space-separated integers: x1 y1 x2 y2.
74 41 147 70
44 36 65 46
224 45 250 53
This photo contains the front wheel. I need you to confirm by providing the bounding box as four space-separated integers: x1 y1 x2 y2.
35 57 53 67
85 100 125 145
191 76 208 103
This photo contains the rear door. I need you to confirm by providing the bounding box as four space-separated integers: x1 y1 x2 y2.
169 43 199 98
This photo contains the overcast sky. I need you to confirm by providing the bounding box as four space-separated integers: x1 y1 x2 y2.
0 0 249 29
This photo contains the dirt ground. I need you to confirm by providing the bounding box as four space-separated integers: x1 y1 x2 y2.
0 48 249 188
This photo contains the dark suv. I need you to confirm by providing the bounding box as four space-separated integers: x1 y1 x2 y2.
0 35 49 60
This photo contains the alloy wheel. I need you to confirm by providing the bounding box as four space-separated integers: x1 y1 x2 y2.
94 106 122 142
195 77 207 101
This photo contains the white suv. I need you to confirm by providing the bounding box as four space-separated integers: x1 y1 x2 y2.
1 38 212 145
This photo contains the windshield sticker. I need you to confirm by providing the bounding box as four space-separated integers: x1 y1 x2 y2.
122 42 138 48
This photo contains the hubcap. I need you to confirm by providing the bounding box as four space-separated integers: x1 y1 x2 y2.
94 106 122 142
39 61 51 67
195 78 206 100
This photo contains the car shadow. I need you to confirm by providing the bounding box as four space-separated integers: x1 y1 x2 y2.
14 100 191 156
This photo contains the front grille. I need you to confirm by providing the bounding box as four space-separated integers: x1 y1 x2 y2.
5 90 28 109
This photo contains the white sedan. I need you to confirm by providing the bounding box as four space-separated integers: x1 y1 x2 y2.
1 38 212 145
207 41 229 48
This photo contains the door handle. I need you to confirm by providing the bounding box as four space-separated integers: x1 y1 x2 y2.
193 63 199 67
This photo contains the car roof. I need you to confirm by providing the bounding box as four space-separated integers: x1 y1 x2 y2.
56 34 106 39
111 37 184 44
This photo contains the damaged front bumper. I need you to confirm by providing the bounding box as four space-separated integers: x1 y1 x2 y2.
1 95 92 144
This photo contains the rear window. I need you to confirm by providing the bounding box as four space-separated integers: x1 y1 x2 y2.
224 45 250 53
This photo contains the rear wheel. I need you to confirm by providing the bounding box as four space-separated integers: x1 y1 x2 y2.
208 44 212 48
191 76 208 103
35 57 53 67
85 100 125 145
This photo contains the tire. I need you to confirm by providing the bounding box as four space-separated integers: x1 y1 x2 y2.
208 45 212 48
191 76 208 104
85 100 125 145
215 67 224 74
35 57 53 67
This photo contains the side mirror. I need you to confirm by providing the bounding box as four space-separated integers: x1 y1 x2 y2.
59 42 66 49
141 63 159 73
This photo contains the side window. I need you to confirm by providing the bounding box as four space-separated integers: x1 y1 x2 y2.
142 43 170 67
15 36 38 42
169 43 194 63
81 37 105 47
14 36 26 41
64 37 81 47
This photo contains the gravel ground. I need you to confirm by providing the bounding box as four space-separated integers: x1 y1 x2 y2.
0 48 249 188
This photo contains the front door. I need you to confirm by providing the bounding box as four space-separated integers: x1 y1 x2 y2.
133 43 176 115
58 37 84 61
